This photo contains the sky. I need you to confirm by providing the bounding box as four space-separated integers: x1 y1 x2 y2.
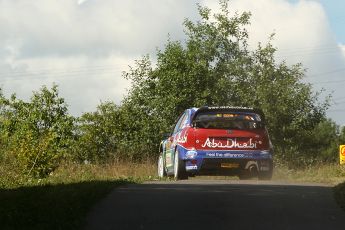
0 0 344 125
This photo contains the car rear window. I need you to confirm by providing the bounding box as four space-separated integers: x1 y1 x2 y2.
193 111 264 130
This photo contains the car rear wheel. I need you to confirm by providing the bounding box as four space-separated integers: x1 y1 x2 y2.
157 153 167 178
258 161 273 180
238 163 258 180
173 150 188 180
258 168 273 180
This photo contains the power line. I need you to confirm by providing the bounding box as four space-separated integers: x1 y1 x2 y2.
306 67 345 78
0 42 344 85
312 78 345 85
0 68 123 82
0 70 123 84
1 65 123 78
276 47 342 59
328 109 345 112
333 101 345 105
1 64 123 75
333 96 345 101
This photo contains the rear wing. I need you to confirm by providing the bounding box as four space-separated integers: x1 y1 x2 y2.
192 106 266 123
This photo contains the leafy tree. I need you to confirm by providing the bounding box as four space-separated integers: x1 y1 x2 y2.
340 126 345 144
0 85 74 177
311 119 341 162
0 0 334 169
121 0 329 160
72 102 121 162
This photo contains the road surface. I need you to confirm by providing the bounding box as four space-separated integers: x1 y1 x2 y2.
85 180 345 230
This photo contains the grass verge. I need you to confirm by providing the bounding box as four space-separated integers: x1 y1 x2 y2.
272 164 345 185
0 160 156 230
1 160 345 229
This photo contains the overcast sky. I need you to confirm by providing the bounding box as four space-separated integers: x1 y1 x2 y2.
0 0 344 125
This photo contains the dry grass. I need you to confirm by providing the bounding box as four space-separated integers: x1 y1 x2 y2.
273 164 345 185
1 159 345 229
0 159 157 189
36 161 345 186
2 157 344 187
50 160 157 183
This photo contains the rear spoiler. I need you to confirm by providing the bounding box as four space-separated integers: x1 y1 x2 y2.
193 106 266 123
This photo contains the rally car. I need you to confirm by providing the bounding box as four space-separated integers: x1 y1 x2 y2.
157 106 273 180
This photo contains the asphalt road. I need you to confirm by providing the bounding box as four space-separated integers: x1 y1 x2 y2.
85 180 345 230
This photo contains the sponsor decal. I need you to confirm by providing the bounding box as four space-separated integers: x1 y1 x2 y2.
176 132 188 144
214 113 255 120
206 152 245 158
207 106 253 110
186 165 198 170
221 163 239 168
223 113 235 118
202 137 257 149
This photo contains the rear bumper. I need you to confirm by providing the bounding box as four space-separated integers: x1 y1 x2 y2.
177 146 273 176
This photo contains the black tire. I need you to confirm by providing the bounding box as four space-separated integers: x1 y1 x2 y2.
258 161 273 180
173 150 188 180
157 153 167 178
239 164 258 180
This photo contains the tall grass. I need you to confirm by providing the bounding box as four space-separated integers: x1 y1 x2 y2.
273 164 345 185
2 157 345 188
0 159 157 189
50 159 157 183
1 158 345 229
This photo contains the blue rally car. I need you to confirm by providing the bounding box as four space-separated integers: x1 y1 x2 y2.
157 106 273 180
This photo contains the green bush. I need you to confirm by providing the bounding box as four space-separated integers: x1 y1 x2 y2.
0 0 342 175
72 102 121 162
0 85 74 178
119 0 329 161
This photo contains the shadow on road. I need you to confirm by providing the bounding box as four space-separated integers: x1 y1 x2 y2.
0 180 130 230
86 181 345 230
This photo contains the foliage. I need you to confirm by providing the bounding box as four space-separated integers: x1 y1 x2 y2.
72 102 121 162
274 163 345 185
0 0 341 173
0 85 74 177
121 0 329 160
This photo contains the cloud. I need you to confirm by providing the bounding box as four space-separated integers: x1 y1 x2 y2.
340 44 345 57
0 0 200 115
204 0 341 65
0 0 199 58
0 0 345 124
203 0 345 125
77 0 88 5
0 55 133 114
